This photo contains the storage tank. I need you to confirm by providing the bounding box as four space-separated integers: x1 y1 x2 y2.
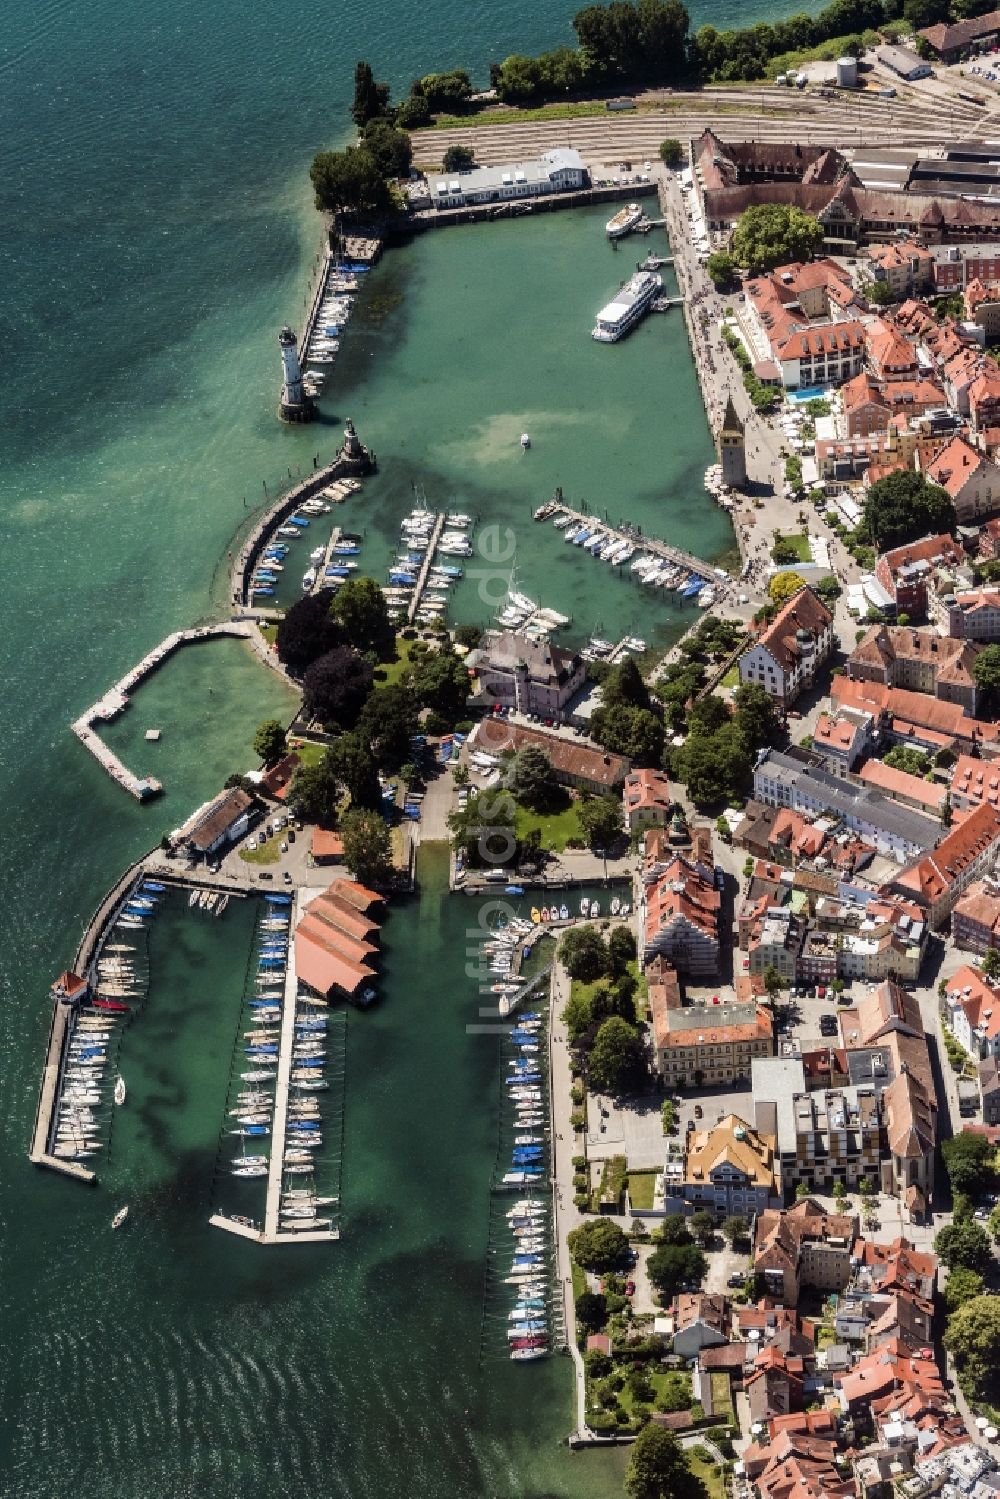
837 55 858 87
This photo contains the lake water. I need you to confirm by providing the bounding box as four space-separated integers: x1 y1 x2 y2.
3 0 771 1487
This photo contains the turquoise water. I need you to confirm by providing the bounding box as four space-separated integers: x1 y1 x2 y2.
2 0 773 1488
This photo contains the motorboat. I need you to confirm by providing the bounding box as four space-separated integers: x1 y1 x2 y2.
605 202 643 238
114 1075 126 1106
111 1206 129 1230
520 433 531 450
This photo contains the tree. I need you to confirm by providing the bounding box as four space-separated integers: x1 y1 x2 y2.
689 1209 715 1248
507 744 558 809
360 118 413 179
558 925 609 982
945 1295 1000 1401
408 646 469 722
768 571 807 607
659 138 684 166
763 964 783 998
861 470 956 552
984 948 1000 982
945 1267 985 1315
356 685 418 772
722 1214 749 1246
567 1217 629 1272
601 656 650 711
326 732 382 810
578 794 624 852
706 250 736 288
330 577 394 653
658 1216 695 1245
254 719 286 766
302 645 374 728
866 279 896 307
731 203 823 274
883 744 930 776
275 589 342 674
646 1242 708 1300
673 720 751 809
419 68 473 111
288 756 341 827
587 1017 647 1095
733 682 782 751
942 1132 996 1196
448 788 518 869
575 1290 608 1333
935 1218 993 1273
340 808 391 885
310 147 394 216
625 1423 706 1499
974 645 1000 712
607 924 637 978
351 59 391 126
443 144 475 172
590 703 664 764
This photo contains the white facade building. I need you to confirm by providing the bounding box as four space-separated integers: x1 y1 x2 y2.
431 149 587 209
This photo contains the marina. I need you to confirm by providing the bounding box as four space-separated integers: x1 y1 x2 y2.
532 493 729 602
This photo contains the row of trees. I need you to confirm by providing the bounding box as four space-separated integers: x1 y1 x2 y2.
559 925 648 1094
590 656 665 765
670 682 782 808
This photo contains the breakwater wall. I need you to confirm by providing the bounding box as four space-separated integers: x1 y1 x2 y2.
71 623 257 800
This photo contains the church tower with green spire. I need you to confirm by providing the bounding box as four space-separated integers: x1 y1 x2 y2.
718 395 747 490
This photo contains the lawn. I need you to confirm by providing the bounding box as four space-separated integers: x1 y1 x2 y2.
514 800 581 854
689 1450 726 1499
627 1170 659 1211
288 737 326 769
720 665 740 689
774 532 812 563
260 623 278 646
709 1372 734 1422
239 836 280 866
571 1259 588 1303
375 636 419 689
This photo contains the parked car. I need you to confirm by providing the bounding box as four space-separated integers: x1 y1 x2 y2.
727 1273 745 1288
626 1280 636 1297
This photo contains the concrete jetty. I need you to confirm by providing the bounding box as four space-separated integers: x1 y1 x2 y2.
71 622 256 800
406 512 447 624
28 997 96 1183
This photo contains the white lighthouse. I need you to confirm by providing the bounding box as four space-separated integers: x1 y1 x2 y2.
278 325 314 423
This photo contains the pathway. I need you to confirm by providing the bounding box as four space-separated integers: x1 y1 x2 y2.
550 959 589 1440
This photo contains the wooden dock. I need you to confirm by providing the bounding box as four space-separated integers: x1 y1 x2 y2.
310 526 341 596
535 501 728 586
28 997 96 1183
71 623 256 800
405 512 447 624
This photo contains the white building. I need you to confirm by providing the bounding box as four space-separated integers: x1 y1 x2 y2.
430 149 587 209
738 586 834 708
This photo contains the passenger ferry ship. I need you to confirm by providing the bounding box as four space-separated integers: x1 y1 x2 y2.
591 271 662 342
605 201 643 238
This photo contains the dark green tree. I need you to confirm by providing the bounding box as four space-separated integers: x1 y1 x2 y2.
340 808 392 885
275 589 342 674
945 1295 1000 1402
356 685 419 773
657 1216 694 1245
567 1217 629 1271
507 744 558 809
607 924 637 977
360 118 413 179
942 1132 996 1197
288 757 341 827
706 250 736 288
689 1209 716 1247
945 1267 985 1314
974 645 1000 712
587 1016 647 1095
646 1242 708 1299
419 69 473 110
302 645 374 728
731 203 823 273
861 470 956 552
448 787 518 869
443 144 476 172
575 1290 609 1333
578 794 624 852
590 703 664 764
558 924 609 982
659 138 684 165
625 1423 706 1499
733 682 783 751
310 147 394 216
408 646 469 722
327 732 382 810
601 656 650 711
254 719 287 766
352 60 391 126
330 576 394 652
722 1214 749 1246
935 1218 993 1273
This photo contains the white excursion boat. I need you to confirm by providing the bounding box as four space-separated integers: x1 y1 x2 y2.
592 272 662 343
112 1206 129 1230
605 202 643 238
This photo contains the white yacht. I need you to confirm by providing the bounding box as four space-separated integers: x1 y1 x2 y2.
605 202 643 238
592 272 662 343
